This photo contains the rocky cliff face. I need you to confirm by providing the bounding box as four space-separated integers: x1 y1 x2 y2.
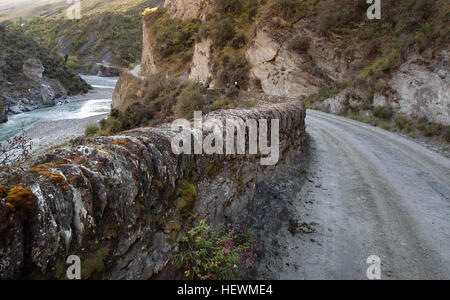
315 51 450 126
0 101 306 279
246 27 324 97
0 25 90 122
188 38 212 83
164 0 212 19
1 57 77 118
246 26 449 127
390 52 449 125
118 0 449 132
141 16 160 76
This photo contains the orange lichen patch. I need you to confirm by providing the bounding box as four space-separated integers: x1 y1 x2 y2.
0 185 9 198
5 184 38 216
46 160 68 166
29 164 49 174
29 164 69 190
68 153 87 162
99 149 112 155
116 148 130 155
110 140 129 145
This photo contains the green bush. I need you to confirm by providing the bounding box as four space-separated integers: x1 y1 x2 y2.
178 220 258 280
373 106 393 120
120 102 154 130
444 127 450 143
211 18 236 49
287 35 311 54
230 33 247 49
226 86 241 98
215 54 249 88
248 7 258 21
269 0 301 22
151 14 201 60
214 0 243 14
394 115 409 130
416 117 443 137
212 97 235 111
85 124 99 137
174 82 208 119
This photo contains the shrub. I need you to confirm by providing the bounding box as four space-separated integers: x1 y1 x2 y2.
174 82 208 119
211 19 236 49
380 123 391 130
214 0 243 14
120 102 154 130
394 115 409 130
444 127 450 143
178 220 258 280
248 7 258 21
288 35 311 54
230 33 247 49
85 123 99 137
269 0 301 22
416 117 443 137
212 97 235 111
215 54 249 88
373 106 393 120
152 14 201 60
422 123 442 137
316 0 366 34
226 86 240 98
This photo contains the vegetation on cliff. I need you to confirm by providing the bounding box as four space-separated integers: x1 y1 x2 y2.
0 24 89 95
9 0 160 71
112 0 448 142
149 12 202 74
179 219 258 280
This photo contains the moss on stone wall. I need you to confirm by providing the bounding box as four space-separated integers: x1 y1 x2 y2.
5 184 37 217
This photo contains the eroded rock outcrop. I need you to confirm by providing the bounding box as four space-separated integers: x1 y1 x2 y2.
0 26 90 121
141 17 159 76
246 27 324 98
189 38 213 83
390 52 450 125
0 101 306 280
315 52 450 126
164 0 212 19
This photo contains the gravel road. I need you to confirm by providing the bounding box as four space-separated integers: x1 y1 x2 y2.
256 109 450 280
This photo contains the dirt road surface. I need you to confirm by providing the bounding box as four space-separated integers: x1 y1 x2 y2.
256 110 450 280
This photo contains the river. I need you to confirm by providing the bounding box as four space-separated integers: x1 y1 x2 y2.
0 75 117 151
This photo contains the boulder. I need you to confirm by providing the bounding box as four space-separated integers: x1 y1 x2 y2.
0 100 7 123
23 58 44 80
40 83 56 106
8 105 22 114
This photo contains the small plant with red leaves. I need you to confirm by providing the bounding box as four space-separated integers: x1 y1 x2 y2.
179 219 258 280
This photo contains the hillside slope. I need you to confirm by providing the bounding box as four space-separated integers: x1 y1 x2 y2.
12 0 161 73
0 0 65 23
112 0 449 144
0 25 90 122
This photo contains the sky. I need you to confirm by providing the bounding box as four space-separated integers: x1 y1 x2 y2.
0 0 63 10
